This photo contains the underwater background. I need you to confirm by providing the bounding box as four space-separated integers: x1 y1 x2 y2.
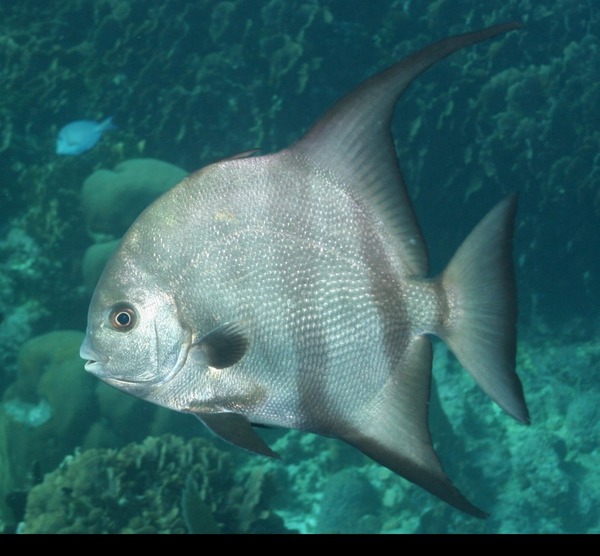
0 0 598 534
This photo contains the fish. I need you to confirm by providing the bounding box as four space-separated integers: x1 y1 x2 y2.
80 22 529 517
56 116 115 155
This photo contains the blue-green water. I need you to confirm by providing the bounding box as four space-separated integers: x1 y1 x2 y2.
0 0 598 533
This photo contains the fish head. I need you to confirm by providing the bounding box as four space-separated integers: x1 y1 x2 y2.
80 259 192 397
56 129 80 155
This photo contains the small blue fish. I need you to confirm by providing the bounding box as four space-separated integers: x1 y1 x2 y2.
56 116 116 155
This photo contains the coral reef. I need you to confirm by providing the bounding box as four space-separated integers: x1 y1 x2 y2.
0 228 49 392
315 468 382 533
22 434 291 534
0 331 96 523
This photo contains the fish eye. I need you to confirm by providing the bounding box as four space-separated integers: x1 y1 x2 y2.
109 303 137 332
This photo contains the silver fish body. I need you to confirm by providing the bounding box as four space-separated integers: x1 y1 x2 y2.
81 22 529 516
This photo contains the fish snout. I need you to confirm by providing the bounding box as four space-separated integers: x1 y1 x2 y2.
80 337 105 374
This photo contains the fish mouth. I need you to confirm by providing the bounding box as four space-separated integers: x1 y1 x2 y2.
82 358 135 385
83 357 108 378
80 339 106 375
79 339 153 385
83 359 102 373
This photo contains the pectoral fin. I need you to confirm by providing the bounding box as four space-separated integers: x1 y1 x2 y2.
191 321 249 369
195 411 280 459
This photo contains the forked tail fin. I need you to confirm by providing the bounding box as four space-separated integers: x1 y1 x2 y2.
345 195 528 518
439 193 529 424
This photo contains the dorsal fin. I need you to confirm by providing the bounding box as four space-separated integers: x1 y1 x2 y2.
217 148 260 163
290 22 521 277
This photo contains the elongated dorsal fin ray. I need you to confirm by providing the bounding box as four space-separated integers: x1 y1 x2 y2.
291 22 521 278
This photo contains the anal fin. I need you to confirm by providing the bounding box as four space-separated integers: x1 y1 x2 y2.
344 336 486 517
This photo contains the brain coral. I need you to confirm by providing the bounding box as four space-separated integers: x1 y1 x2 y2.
81 158 188 239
